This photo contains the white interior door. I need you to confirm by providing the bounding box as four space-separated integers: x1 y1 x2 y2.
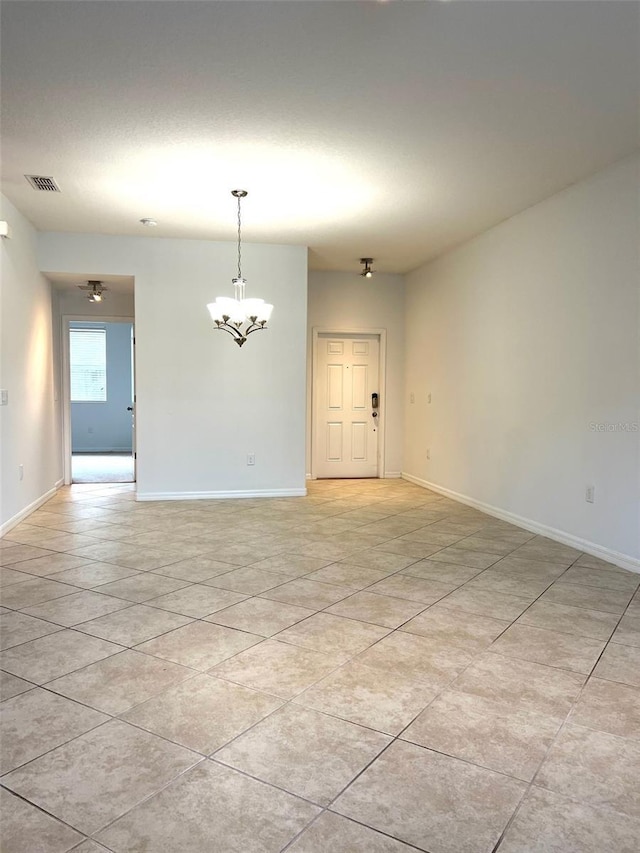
314 333 380 478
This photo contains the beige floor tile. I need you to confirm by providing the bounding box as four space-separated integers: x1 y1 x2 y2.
287 811 415 852
343 549 420 572
497 786 640 853
46 648 194 714
558 565 639 593
401 559 481 585
0 629 122 684
571 677 640 741
452 653 585 718
149 555 238 581
136 620 261 670
207 565 292 594
0 787 84 853
92 573 189 602
463 570 551 600
1 669 35 700
215 703 390 805
428 546 501 570
71 841 112 853
304 562 391 589
355 631 474 687
490 624 606 674
21 590 132 627
0 610 62 649
0 577 80 609
76 603 193 646
0 687 108 773
373 539 442 560
146 583 246 617
249 553 333 577
516 599 619 640
538 582 633 614
207 597 314 636
0 566 33 587
613 613 640 648
211 639 343 699
0 544 57 566
450 536 518 556
536 724 640 818
333 740 525 853
1 553 94 578
490 555 568 579
593 643 640 687
439 586 532 621
367 574 456 603
325 591 426 628
69 541 182 571
122 673 282 753
403 690 561 781
277 612 389 661
97 760 319 853
260 577 351 609
2 720 201 835
46 562 139 588
401 604 509 650
294 659 437 735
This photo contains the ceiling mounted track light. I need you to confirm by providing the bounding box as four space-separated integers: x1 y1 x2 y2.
207 190 273 348
360 258 374 278
78 280 107 303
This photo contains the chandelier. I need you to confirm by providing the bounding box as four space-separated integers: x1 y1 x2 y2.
207 190 273 347
78 280 107 303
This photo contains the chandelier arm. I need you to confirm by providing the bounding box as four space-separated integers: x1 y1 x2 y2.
215 321 244 340
244 322 267 337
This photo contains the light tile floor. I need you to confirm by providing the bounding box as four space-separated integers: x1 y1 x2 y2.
1 478 639 852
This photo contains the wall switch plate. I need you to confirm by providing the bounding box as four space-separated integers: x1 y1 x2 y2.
427 392 432 404
409 392 415 404
586 485 595 503
426 448 431 460
19 464 24 481
0 390 8 406
247 453 256 466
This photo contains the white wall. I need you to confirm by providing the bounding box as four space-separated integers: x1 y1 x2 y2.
307 271 404 477
0 195 61 530
404 155 640 567
38 233 308 499
70 321 134 453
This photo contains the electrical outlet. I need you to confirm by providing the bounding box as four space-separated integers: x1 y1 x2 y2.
247 453 255 466
409 392 415 404
0 389 8 406
427 392 432 404
18 464 24 481
426 448 431 460
586 485 595 503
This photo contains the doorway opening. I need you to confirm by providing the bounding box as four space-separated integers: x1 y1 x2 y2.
65 319 135 484
311 328 386 479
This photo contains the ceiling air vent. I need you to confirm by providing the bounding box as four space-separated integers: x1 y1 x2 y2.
25 175 61 192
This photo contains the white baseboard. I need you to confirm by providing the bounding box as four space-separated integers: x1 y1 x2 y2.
402 471 640 574
137 487 308 502
1 481 63 536
383 471 401 479
73 448 133 454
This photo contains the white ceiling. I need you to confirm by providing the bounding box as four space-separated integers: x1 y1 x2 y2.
1 1 638 274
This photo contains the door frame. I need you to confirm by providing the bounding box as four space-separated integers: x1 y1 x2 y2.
61 314 135 486
310 327 387 480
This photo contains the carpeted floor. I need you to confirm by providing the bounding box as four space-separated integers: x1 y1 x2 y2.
72 453 135 484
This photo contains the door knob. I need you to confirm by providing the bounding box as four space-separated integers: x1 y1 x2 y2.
127 406 133 411
372 411 378 418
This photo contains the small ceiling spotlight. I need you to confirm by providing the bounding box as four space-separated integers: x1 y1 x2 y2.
360 258 374 278
139 218 158 227
78 280 107 303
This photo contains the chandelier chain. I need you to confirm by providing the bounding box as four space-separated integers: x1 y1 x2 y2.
237 194 242 280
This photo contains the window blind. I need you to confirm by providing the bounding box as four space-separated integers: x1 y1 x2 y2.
70 328 107 401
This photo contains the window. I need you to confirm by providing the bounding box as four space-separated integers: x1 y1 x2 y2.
70 328 107 401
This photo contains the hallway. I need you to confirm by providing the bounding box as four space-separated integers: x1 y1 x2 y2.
1 479 639 852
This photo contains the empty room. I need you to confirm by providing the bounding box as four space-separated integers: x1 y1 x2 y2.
1 2 639 852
